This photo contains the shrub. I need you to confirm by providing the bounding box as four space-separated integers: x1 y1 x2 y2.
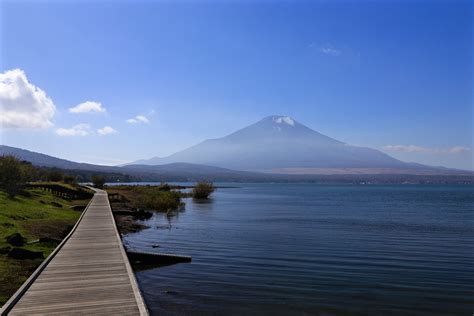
91 175 106 188
157 183 171 191
139 190 181 211
192 182 215 199
48 170 64 182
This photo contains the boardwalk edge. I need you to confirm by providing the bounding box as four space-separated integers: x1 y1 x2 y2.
106 190 149 315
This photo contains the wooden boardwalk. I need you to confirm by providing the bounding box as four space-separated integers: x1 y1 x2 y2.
1 189 148 315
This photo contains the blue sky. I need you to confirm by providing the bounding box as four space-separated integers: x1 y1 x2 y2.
0 0 472 169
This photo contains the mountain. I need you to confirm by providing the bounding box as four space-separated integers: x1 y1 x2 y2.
130 115 418 172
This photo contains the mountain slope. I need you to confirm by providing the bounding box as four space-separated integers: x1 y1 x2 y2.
0 145 111 171
132 115 410 171
0 145 268 181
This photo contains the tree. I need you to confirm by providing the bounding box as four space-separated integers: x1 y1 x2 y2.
91 175 106 188
63 175 77 184
48 170 64 182
192 181 215 199
0 155 30 198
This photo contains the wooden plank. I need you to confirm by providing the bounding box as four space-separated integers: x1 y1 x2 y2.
1 188 148 315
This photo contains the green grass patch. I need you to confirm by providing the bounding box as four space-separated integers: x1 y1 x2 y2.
30 181 94 193
0 187 89 306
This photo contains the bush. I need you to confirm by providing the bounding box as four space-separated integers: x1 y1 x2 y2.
63 175 77 184
0 155 31 198
139 190 182 211
91 175 106 188
48 170 64 182
192 182 215 199
157 183 171 191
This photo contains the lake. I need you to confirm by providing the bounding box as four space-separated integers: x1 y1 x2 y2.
121 184 474 315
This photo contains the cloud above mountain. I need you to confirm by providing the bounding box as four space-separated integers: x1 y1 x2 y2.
0 69 56 130
383 145 470 154
69 101 106 113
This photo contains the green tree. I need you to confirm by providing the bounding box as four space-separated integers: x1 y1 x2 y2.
48 170 64 182
63 175 77 184
0 155 30 198
192 181 215 199
91 175 106 188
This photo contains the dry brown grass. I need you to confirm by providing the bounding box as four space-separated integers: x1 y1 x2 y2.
22 219 75 240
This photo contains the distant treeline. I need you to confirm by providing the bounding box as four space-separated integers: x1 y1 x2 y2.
21 164 137 183
242 174 474 185
1 154 472 188
99 172 473 185
82 171 474 185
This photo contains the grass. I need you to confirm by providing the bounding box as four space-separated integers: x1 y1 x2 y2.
0 186 88 306
107 185 184 213
29 181 81 190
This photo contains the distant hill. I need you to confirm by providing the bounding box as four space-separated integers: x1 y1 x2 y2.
129 115 463 175
0 145 110 171
0 145 267 181
1 144 472 183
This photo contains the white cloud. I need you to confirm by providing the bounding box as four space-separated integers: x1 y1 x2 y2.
97 126 118 136
320 46 342 56
69 101 106 114
448 146 471 153
383 145 471 154
383 145 431 153
55 123 91 137
0 69 56 130
126 115 149 124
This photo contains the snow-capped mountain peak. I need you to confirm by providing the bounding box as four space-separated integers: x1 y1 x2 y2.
272 116 295 126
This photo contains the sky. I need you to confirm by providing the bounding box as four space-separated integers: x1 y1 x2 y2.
0 0 472 170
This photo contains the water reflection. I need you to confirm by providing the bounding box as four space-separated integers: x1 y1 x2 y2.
190 197 215 211
127 184 474 315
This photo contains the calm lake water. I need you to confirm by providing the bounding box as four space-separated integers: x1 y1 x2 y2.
121 184 474 315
